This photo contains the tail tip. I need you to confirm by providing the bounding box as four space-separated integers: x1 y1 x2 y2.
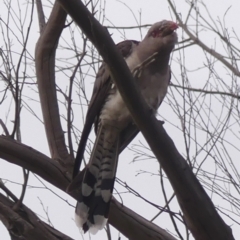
75 202 108 234
89 215 108 234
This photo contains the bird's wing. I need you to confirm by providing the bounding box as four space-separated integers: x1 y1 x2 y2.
72 40 140 179
118 62 172 153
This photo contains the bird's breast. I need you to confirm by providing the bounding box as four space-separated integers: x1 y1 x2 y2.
99 54 170 129
99 66 169 128
139 70 169 110
99 91 131 129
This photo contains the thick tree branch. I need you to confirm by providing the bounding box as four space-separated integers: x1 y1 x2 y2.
0 193 73 240
110 198 177 240
56 1 234 239
35 1 72 168
0 136 69 189
0 135 177 240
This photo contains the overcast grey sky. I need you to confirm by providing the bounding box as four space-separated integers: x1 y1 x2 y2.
0 0 240 239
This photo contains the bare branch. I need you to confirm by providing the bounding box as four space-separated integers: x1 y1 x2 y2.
35 2 72 168
35 0 46 33
167 0 240 77
0 193 74 240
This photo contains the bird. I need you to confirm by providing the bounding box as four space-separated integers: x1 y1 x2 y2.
71 20 178 234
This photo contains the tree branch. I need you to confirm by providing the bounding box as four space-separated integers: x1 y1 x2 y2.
0 193 73 240
0 136 69 189
110 198 177 240
35 1 72 168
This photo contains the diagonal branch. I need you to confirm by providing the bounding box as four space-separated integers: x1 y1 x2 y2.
0 193 74 240
110 198 177 240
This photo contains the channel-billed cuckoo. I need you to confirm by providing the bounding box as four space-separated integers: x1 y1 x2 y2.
71 20 178 234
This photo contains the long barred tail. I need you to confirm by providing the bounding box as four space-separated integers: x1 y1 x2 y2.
75 125 120 234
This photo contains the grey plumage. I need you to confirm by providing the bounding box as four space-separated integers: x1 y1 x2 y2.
72 20 178 234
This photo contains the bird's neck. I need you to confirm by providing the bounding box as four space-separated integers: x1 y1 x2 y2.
126 44 172 75
135 43 171 73
149 50 171 74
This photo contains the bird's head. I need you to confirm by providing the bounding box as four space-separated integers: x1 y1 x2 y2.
142 20 178 53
